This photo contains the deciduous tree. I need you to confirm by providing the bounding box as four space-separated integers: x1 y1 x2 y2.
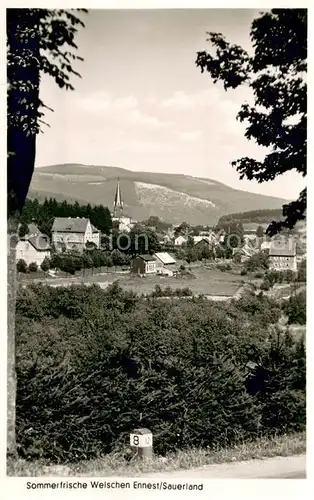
196 9 307 235
7 8 87 457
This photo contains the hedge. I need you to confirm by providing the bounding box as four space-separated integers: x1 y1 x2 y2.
15 283 306 462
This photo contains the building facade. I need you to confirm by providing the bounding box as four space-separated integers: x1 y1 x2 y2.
269 239 297 271
154 252 177 276
131 255 157 275
51 218 100 251
174 235 187 246
16 235 51 266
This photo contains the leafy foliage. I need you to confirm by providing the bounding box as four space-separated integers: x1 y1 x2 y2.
244 251 269 272
40 257 50 272
19 197 112 236
283 291 306 325
16 259 27 273
7 8 87 215
196 9 307 234
28 262 38 273
297 259 306 282
218 209 284 225
15 284 305 462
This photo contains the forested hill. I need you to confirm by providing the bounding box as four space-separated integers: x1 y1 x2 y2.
30 164 287 225
218 209 285 225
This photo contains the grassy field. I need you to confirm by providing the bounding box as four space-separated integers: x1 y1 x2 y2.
7 432 306 477
114 267 244 296
21 266 247 297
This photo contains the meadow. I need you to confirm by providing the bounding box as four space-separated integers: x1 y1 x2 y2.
19 265 247 297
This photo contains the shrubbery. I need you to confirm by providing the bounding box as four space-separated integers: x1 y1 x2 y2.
40 257 50 272
297 260 306 283
283 291 306 325
16 259 27 273
260 279 271 291
44 249 131 274
15 283 306 463
151 285 193 297
244 251 269 272
28 262 38 273
254 272 264 279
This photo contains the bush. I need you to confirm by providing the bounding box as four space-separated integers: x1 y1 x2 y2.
15 285 306 463
283 292 306 325
254 272 264 279
240 269 248 276
217 264 226 272
245 251 269 272
297 260 306 282
16 259 27 273
28 262 38 273
40 257 50 272
260 279 271 291
180 264 186 271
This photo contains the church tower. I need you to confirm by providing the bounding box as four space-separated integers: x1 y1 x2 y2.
112 178 124 219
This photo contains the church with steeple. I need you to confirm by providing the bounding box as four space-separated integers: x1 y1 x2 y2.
112 178 124 219
111 178 136 232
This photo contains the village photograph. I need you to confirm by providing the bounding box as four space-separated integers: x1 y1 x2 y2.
6 6 306 485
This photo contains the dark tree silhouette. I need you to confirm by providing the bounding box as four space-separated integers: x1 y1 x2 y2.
196 9 307 236
7 8 87 457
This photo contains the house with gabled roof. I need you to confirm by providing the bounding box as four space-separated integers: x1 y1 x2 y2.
51 217 100 251
269 238 297 271
174 235 187 247
131 254 157 275
154 252 178 276
16 232 51 267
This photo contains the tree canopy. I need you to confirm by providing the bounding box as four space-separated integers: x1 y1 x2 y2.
7 8 87 216
196 9 307 235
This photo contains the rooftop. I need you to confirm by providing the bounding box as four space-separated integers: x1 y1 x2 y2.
27 223 42 236
138 254 156 261
154 252 176 265
22 235 51 252
52 217 90 233
269 239 296 257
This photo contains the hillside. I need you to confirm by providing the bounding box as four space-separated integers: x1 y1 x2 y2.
30 164 288 225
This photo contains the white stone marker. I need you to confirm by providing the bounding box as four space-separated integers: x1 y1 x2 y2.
130 427 153 459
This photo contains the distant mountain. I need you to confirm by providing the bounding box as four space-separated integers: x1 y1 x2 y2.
30 164 288 225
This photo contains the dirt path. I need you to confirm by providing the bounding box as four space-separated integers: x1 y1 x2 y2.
145 455 306 479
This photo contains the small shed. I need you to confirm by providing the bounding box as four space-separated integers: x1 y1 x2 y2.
131 255 157 275
154 252 178 276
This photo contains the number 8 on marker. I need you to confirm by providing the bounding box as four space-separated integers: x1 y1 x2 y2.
133 435 139 446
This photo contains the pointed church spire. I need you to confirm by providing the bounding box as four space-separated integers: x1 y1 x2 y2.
113 178 123 218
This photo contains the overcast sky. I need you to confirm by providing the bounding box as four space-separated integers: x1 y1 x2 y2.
35 8 305 200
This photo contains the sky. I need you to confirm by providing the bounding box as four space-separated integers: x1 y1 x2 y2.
35 8 305 200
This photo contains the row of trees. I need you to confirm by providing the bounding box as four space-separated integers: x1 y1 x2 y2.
174 235 242 263
17 248 132 275
15 282 305 462
260 260 306 290
19 198 113 237
218 209 284 225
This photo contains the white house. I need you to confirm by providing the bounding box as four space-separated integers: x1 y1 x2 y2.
260 240 271 251
51 217 100 251
16 235 51 267
112 216 137 233
232 243 257 263
244 234 257 244
174 235 187 246
269 238 297 272
154 252 177 276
